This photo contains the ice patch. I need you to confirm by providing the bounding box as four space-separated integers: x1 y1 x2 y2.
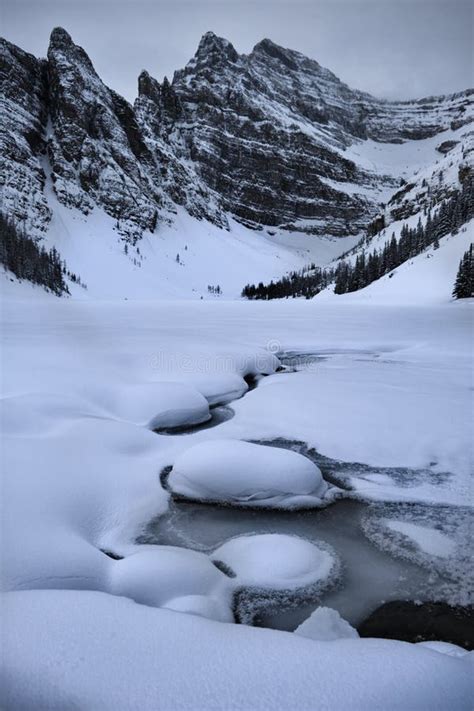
362 503 474 606
384 520 456 558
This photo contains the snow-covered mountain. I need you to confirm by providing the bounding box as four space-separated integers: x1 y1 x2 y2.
0 27 473 297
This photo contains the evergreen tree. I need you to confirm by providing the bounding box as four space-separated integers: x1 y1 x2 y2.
452 244 473 299
242 175 474 301
0 213 85 295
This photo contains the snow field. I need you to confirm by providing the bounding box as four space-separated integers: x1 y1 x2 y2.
1 294 472 708
2 589 472 711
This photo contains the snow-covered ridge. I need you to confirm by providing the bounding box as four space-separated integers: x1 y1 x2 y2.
1 27 472 258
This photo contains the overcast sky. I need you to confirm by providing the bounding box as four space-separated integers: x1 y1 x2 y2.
1 0 472 102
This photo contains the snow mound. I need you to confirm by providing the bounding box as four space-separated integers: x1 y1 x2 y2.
168 439 330 508
1 402 169 594
102 381 210 430
211 533 334 590
295 606 359 641
109 546 233 622
183 373 249 406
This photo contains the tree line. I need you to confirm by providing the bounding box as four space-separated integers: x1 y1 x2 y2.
0 213 85 295
453 244 473 299
242 265 335 300
242 174 474 300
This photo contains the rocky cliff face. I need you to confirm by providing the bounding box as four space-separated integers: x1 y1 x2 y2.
46 27 162 239
167 34 377 235
0 28 472 242
0 39 50 235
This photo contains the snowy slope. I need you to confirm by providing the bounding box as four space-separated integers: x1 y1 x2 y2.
343 224 473 304
36 190 358 299
316 220 473 305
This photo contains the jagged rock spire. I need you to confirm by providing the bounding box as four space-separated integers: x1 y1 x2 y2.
251 38 300 71
138 69 161 103
137 70 182 120
48 26 96 74
194 31 239 65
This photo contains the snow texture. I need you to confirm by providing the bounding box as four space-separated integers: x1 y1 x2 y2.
2 590 472 711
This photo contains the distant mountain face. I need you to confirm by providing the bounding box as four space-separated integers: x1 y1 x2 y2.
1 27 473 243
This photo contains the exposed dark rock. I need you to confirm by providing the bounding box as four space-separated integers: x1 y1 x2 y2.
437 140 459 154
0 38 50 234
211 559 237 578
100 548 124 561
358 600 474 650
46 27 162 238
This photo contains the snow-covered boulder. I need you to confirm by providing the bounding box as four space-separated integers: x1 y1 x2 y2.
109 546 233 622
168 439 330 508
295 606 359 641
182 373 249 406
103 382 211 430
211 534 335 590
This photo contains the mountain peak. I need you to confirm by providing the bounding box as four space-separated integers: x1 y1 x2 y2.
138 69 162 103
49 27 76 49
195 31 239 64
48 27 95 73
251 38 302 71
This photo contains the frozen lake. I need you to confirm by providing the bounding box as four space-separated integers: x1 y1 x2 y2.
2 293 472 709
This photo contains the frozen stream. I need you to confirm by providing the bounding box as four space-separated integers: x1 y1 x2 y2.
141 492 457 631
141 350 471 633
